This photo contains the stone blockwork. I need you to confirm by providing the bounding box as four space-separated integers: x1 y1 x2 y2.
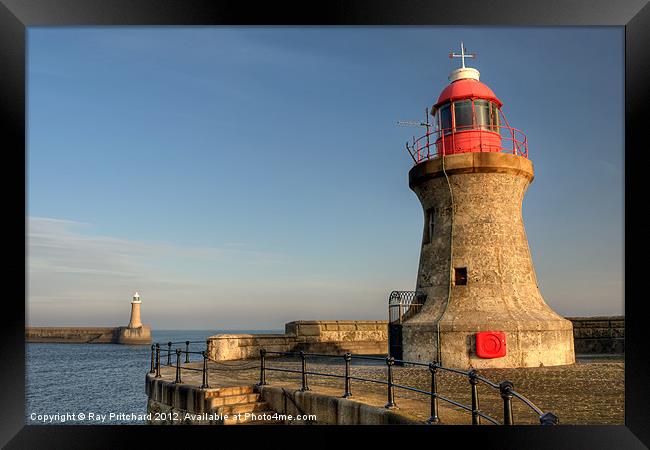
258 386 417 425
145 369 418 425
569 316 624 354
207 321 387 361
145 375 276 424
403 152 575 368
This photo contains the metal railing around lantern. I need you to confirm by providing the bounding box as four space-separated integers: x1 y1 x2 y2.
257 350 558 426
405 123 529 164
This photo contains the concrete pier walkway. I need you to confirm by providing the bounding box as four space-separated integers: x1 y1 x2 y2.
148 354 623 425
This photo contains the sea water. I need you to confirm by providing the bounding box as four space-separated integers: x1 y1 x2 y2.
25 330 280 425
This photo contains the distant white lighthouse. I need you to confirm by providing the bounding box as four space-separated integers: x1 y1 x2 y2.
127 291 143 329
117 291 151 344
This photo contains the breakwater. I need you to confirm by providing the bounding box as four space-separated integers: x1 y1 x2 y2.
26 326 152 345
568 316 624 354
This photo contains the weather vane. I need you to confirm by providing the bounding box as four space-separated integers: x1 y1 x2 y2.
449 41 476 68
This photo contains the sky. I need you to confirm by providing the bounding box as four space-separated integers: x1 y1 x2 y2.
26 27 624 329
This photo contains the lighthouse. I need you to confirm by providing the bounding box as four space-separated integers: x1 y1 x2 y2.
117 291 152 344
127 291 143 328
398 43 575 369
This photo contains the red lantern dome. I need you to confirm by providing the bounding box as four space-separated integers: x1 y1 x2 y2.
403 43 528 163
434 78 502 109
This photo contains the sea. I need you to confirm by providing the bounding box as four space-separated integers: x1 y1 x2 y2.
25 330 281 425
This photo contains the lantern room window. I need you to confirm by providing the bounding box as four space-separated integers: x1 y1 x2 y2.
474 99 490 130
439 104 452 135
489 102 500 132
454 100 473 131
434 99 502 137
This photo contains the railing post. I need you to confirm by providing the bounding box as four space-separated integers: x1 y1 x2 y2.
149 344 155 374
155 343 161 378
201 350 209 388
175 349 182 384
185 341 190 364
499 380 514 425
426 362 440 424
342 353 352 398
385 356 396 409
257 349 267 386
167 341 172 365
299 351 310 392
469 369 481 425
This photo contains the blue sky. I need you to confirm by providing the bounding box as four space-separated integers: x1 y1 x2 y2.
27 27 624 329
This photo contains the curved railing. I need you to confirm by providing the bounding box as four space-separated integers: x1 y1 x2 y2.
148 341 559 426
388 290 426 324
258 351 558 426
405 124 528 164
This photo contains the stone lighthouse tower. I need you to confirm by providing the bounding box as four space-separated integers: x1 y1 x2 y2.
127 291 143 328
399 44 575 369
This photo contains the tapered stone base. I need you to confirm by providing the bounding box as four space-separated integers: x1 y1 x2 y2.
402 319 575 369
116 325 152 345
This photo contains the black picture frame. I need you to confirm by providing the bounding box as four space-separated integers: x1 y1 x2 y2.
2 0 647 447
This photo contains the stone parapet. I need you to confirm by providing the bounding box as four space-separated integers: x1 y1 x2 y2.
207 320 388 361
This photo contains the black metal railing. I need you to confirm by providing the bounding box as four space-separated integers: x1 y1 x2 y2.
256 350 559 426
149 340 208 382
150 340 260 390
148 341 558 426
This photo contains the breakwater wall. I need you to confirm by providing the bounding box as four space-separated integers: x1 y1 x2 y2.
206 316 623 361
568 316 624 354
26 326 152 345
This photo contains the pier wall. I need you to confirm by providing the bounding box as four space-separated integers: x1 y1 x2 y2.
207 321 387 361
145 374 417 425
26 326 152 345
26 327 120 343
257 386 417 425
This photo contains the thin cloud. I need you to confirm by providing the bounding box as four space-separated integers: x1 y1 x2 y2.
27 216 386 328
